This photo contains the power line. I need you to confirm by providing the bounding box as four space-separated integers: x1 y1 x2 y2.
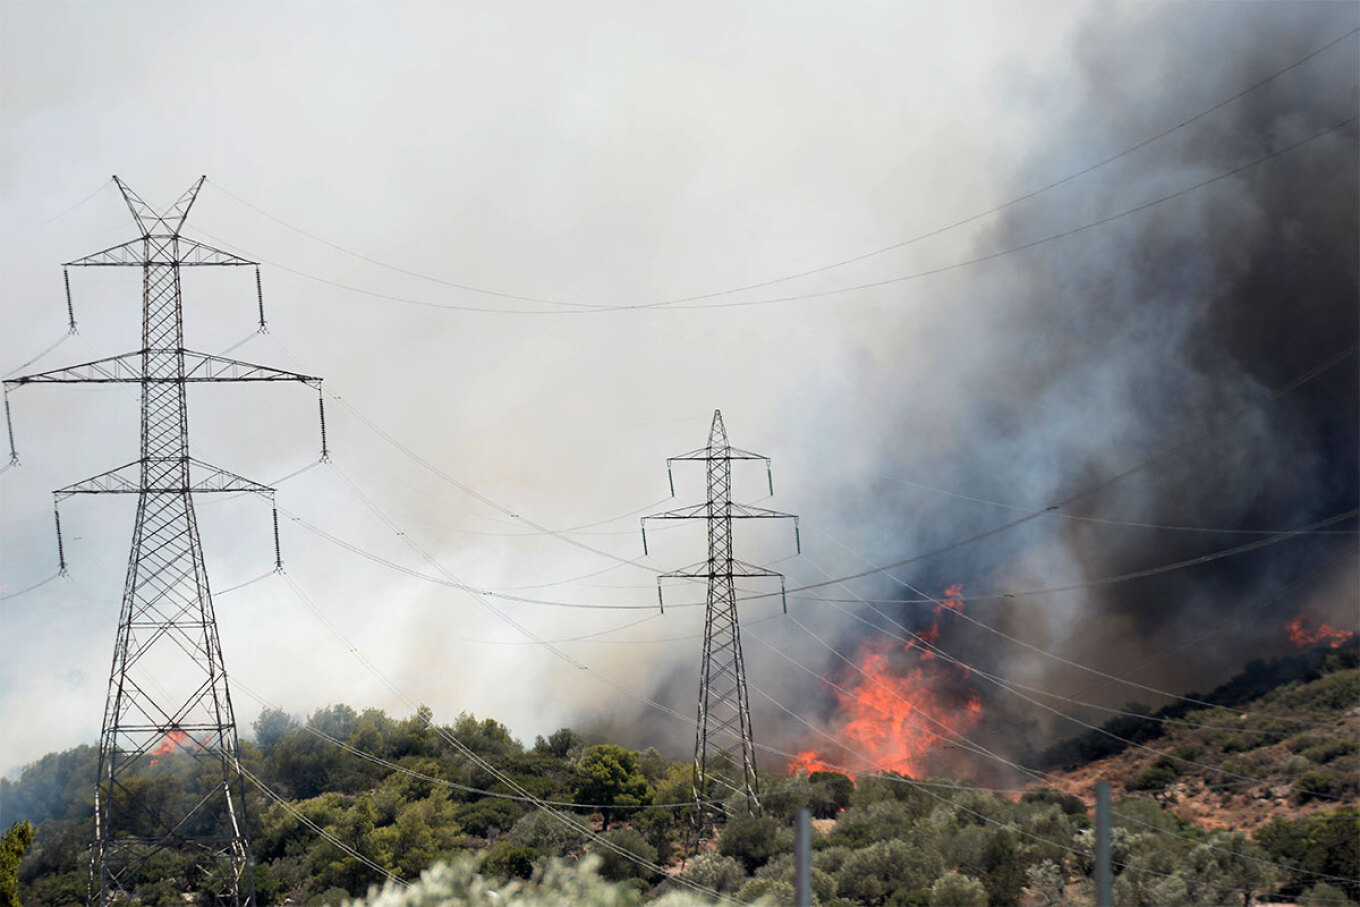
770 341 1358 599
200 113 1357 315
203 26 1359 314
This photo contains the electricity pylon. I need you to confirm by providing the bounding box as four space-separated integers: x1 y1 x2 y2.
642 410 798 817
4 176 326 906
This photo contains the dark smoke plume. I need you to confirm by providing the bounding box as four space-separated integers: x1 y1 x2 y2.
607 5 1359 781
861 3 1360 770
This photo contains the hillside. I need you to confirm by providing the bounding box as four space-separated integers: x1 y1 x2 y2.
3 650 1357 906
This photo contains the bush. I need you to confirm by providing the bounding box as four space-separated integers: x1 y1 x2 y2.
1019 787 1086 816
456 798 524 838
928 871 988 906
589 828 658 883
807 772 854 818
480 842 537 880
837 839 940 904
718 814 785 874
508 809 591 858
1305 739 1359 764
678 853 745 894
1298 881 1356 906
1128 763 1179 793
1255 808 1360 902
1295 772 1340 805
737 878 794 904
352 855 667 907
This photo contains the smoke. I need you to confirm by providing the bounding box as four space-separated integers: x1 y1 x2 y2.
1 3 1354 783
763 2 1360 777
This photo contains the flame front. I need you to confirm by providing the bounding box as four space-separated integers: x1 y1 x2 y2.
1287 615 1356 649
790 584 983 779
149 729 191 767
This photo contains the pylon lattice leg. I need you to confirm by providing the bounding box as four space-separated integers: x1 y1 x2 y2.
91 253 252 906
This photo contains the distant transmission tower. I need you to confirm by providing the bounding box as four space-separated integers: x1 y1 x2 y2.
642 410 798 816
4 176 326 906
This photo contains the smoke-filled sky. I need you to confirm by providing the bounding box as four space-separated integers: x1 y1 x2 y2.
1 1 1356 779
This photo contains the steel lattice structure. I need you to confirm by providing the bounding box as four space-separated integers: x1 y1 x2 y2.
4 176 326 906
642 410 798 816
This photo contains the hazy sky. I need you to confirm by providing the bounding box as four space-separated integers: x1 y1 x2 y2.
2 1 1356 778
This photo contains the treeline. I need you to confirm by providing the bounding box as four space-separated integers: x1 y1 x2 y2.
4 665 1358 905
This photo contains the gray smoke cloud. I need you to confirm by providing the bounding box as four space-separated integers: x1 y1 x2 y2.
1 2 1355 785
688 2 1360 779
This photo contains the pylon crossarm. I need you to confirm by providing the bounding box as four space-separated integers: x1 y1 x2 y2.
181 352 319 383
6 351 145 384
54 462 142 497
52 459 275 498
728 559 786 579
727 503 797 520
643 503 708 522
63 236 254 268
667 447 770 463
185 459 276 495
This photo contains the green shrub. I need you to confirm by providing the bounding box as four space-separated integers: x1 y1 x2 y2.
1298 881 1356 906
480 842 537 880
678 853 745 894
1128 763 1179 793
1295 772 1340 805
1304 738 1359 764
507 809 591 858
718 814 785 874
589 828 658 883
928 871 987 906
1020 787 1086 816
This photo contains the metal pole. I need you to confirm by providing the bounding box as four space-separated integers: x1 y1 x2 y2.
1095 780 1113 907
794 807 811 907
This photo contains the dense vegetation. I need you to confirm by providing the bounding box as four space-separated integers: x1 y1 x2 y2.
3 657 1357 906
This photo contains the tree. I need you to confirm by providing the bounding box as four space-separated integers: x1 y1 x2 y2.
679 853 746 894
929 872 988 907
590 828 659 883
1 821 36 907
718 814 785 874
532 728 580 760
509 809 591 858
573 745 654 830
253 708 299 752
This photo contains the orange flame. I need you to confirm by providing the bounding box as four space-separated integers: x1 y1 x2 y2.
789 584 983 779
149 729 191 767
1287 615 1355 649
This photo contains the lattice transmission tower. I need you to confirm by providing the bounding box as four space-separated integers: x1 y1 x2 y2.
642 410 798 816
4 176 327 906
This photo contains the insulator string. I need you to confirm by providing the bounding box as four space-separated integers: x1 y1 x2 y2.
53 502 67 574
317 390 330 461
272 503 283 572
4 391 17 465
63 269 77 334
255 267 268 333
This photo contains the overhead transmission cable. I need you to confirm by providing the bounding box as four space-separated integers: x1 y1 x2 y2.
273 573 741 903
204 26 1358 314
805 524 1355 722
767 341 1359 600
818 583 1352 799
873 471 1358 536
198 113 1358 315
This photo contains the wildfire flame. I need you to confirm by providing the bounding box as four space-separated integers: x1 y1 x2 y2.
1287 615 1355 649
148 729 191 767
790 584 983 779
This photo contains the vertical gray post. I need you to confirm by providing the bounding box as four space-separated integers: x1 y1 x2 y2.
794 807 811 907
1095 780 1113 907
